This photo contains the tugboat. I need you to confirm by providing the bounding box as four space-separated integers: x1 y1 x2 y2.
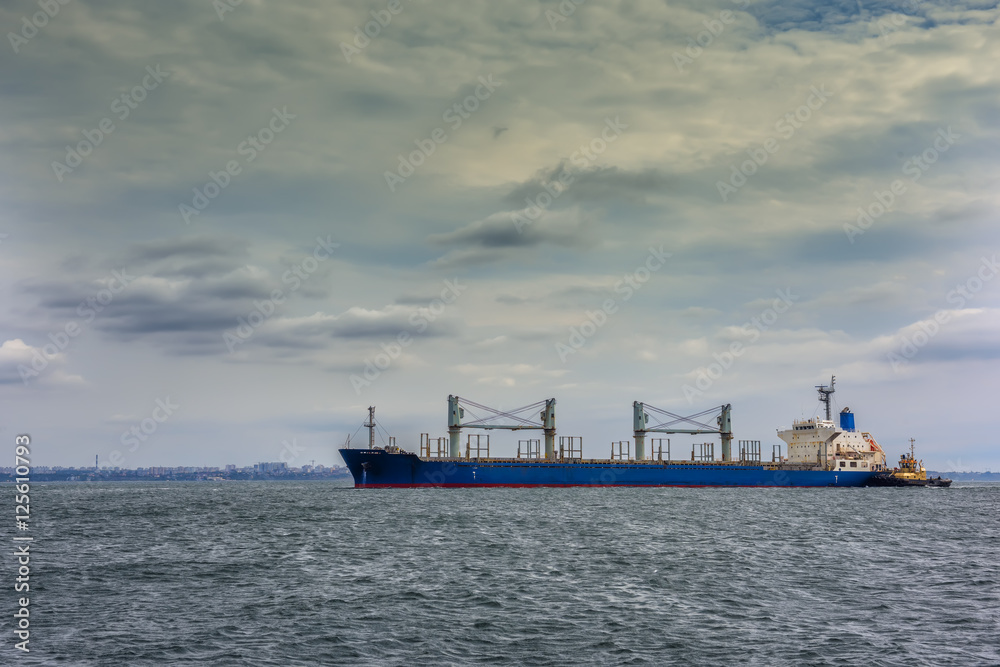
868 438 952 487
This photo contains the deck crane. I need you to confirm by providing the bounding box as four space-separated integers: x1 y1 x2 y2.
448 395 557 459
632 401 733 461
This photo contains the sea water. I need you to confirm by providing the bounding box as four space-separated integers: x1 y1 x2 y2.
3 481 998 666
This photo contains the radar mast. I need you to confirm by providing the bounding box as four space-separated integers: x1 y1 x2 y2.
816 375 835 421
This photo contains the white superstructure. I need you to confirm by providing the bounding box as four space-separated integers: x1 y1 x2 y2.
777 414 886 471
776 377 887 471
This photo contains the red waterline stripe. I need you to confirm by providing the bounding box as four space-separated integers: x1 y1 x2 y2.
354 483 841 489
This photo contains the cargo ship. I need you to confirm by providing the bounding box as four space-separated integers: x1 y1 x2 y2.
339 377 890 488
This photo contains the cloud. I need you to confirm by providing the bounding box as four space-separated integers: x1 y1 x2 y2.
502 164 672 209
21 267 275 342
453 362 568 388
220 304 464 365
0 339 85 387
126 236 250 263
885 308 1000 365
428 208 595 268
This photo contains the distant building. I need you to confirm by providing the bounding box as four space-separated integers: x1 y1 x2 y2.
254 462 288 474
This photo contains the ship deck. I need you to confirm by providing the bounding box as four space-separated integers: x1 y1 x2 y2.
402 455 823 470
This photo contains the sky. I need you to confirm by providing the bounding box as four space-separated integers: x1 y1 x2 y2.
1 0 998 471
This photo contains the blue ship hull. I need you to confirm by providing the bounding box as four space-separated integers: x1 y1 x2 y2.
339 449 879 488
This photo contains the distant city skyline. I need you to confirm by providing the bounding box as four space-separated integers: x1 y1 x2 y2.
0 461 352 483
0 463 345 472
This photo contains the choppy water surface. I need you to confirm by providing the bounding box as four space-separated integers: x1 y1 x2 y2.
4 482 999 666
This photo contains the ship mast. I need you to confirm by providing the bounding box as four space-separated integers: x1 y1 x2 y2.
815 375 835 421
365 406 376 449
909 437 916 461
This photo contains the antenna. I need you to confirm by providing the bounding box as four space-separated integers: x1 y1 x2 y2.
815 375 835 421
364 406 376 449
909 437 915 460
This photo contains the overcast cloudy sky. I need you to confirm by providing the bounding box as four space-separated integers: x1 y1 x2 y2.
2 0 998 471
